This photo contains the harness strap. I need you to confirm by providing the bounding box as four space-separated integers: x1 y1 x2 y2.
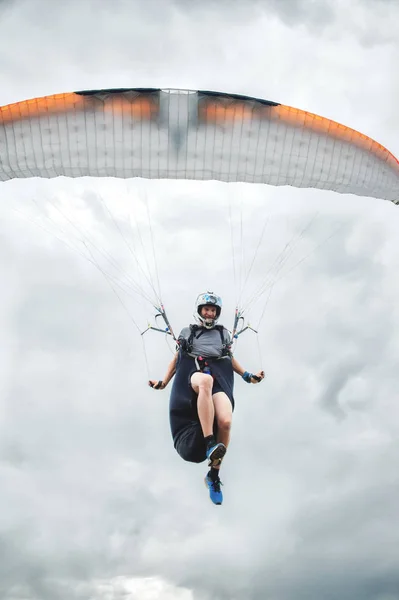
185 324 230 356
194 355 212 375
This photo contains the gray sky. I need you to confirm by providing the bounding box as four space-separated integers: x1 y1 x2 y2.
1 1 399 599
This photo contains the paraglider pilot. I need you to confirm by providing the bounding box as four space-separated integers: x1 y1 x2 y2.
149 292 264 505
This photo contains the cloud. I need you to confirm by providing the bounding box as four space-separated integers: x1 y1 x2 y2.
2 179 399 600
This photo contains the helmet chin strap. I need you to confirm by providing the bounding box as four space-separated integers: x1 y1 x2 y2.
193 313 217 329
202 318 215 329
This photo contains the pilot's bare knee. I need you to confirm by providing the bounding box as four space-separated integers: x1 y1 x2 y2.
198 373 213 390
217 416 232 432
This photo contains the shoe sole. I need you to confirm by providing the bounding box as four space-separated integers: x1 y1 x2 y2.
207 443 227 467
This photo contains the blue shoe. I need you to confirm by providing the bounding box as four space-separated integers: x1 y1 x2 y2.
206 442 226 467
205 475 223 505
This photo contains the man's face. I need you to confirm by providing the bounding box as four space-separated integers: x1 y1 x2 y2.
201 305 217 319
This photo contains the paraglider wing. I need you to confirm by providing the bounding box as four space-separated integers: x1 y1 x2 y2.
0 87 398 203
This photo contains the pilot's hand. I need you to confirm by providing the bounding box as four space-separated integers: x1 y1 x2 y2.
250 371 265 384
148 380 166 390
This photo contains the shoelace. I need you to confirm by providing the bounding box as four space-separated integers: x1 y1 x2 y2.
211 478 223 492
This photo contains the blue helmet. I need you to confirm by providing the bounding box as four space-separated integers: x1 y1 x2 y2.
195 292 222 328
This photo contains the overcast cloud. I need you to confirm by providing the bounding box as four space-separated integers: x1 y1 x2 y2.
1 1 399 599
